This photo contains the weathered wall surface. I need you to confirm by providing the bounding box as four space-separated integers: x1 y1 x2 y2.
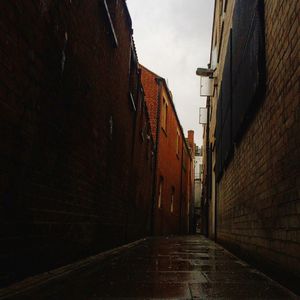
0 0 153 286
216 0 300 286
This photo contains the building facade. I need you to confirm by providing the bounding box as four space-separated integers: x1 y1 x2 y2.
201 0 300 290
0 0 154 286
140 65 194 235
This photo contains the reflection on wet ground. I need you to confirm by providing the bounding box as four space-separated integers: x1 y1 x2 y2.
1 236 296 299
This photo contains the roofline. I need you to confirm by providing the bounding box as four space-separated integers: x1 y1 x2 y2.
158 79 192 160
131 37 139 63
140 64 193 159
124 0 133 33
139 64 162 79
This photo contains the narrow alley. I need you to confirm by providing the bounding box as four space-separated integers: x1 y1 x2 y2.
0 0 299 298
0 236 296 299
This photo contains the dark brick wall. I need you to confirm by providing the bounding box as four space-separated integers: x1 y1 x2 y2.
0 0 153 286
217 0 300 287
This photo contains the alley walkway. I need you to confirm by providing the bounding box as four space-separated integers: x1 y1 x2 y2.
0 236 296 299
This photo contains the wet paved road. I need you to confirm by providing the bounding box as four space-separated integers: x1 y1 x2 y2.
1 236 296 299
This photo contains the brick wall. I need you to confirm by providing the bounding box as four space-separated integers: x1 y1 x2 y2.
140 66 193 235
213 0 300 288
0 0 153 286
140 65 160 141
126 69 154 241
155 85 183 234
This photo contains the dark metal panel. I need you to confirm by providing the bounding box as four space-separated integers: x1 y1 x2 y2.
221 31 232 124
222 112 232 167
232 0 265 142
232 0 258 83
216 142 222 182
216 85 222 182
216 85 222 147
216 0 265 180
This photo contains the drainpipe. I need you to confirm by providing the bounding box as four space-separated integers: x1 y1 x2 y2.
215 176 217 242
150 78 163 236
179 139 184 234
205 96 210 238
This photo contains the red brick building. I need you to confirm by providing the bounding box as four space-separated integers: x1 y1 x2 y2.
0 0 153 286
140 65 194 235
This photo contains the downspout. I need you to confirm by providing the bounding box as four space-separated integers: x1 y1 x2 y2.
215 175 217 242
206 96 210 238
179 138 184 234
125 48 139 242
129 68 140 160
150 78 163 235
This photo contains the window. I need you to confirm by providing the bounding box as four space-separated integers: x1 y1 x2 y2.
161 97 168 132
223 0 228 12
170 187 175 213
217 22 224 63
219 0 223 16
214 26 218 47
157 177 163 208
182 147 187 171
103 0 118 47
176 129 180 156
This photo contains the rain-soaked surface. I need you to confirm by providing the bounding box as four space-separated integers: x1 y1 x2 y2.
1 236 296 299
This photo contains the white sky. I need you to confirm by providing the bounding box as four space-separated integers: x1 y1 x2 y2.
126 0 215 146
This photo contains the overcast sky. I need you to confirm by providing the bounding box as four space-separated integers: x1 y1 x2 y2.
126 0 215 146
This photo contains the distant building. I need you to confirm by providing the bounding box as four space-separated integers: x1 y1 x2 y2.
194 145 203 232
140 65 194 235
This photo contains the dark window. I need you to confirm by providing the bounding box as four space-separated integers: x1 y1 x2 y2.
217 22 224 64
161 97 168 133
223 0 228 13
216 84 223 181
219 0 223 16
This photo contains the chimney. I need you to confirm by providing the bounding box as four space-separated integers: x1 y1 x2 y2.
188 130 195 157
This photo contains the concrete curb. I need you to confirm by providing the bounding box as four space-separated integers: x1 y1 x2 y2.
0 238 147 299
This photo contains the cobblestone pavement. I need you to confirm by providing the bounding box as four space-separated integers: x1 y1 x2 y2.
0 236 297 299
